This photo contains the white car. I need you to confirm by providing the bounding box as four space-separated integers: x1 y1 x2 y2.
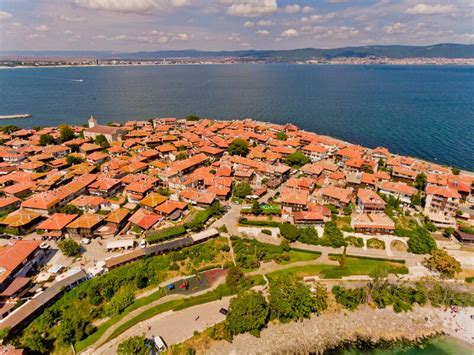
153 336 167 352
140 240 146 248
80 238 91 245
39 242 50 250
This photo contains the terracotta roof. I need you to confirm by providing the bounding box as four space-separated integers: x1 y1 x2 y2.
129 208 160 230
280 187 309 206
379 181 417 196
36 213 78 231
105 208 130 224
155 200 187 215
140 192 168 208
425 185 461 199
66 213 104 229
1 210 41 227
0 240 40 284
321 185 353 204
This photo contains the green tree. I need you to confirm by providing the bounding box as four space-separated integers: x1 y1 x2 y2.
233 182 251 198
410 192 422 207
442 227 454 238
21 330 50 353
60 204 81 215
186 115 200 121
94 134 110 149
176 152 186 160
228 138 249 157
117 335 149 355
298 226 319 245
414 173 427 191
0 125 19 134
226 290 269 337
58 238 81 257
276 131 288 141
105 289 134 316
39 133 55 146
424 249 461 278
59 124 75 143
284 151 310 168
407 227 436 254
332 285 367 311
451 167 460 175
251 200 262 215
226 266 248 292
322 221 346 248
269 274 326 323
279 223 300 242
66 155 84 165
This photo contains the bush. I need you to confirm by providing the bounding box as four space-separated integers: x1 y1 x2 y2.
261 229 272 235
372 282 427 313
105 289 134 316
298 226 319 245
320 221 346 248
279 223 300 242
239 218 280 227
345 236 364 248
146 225 186 244
367 238 385 250
233 182 251 198
228 139 249 157
117 335 148 355
332 285 367 311
424 249 461 278
407 227 436 254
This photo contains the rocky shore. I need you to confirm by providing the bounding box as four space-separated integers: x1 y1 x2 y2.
207 305 472 354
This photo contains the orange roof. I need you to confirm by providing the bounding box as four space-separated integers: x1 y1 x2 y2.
87 151 109 161
379 181 417 196
105 208 130 224
357 189 386 206
70 195 106 208
66 213 104 229
140 192 168 208
128 208 160 230
0 197 20 209
426 185 461 199
321 185 353 204
0 240 40 284
280 187 309 206
36 213 78 231
155 200 187 215
3 181 36 195
89 178 121 191
1 210 41 227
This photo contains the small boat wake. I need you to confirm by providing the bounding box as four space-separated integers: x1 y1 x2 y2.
71 79 84 82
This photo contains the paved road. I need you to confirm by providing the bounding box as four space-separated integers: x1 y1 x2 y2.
94 297 231 354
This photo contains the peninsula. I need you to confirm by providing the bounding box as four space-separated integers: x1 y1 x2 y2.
0 116 472 354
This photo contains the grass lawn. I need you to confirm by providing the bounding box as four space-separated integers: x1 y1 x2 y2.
267 256 408 280
286 249 321 264
335 216 352 230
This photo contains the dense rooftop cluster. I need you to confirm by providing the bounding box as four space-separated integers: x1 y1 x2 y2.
0 116 473 339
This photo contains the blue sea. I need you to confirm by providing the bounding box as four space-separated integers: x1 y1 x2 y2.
0 64 472 170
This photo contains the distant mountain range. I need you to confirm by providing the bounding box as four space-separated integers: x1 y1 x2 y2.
2 43 473 60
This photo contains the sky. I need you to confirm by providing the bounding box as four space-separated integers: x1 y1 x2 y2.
0 0 472 52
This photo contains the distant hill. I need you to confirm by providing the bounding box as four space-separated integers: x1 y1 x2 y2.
2 44 473 60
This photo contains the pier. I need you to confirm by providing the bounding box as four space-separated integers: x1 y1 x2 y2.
0 114 32 120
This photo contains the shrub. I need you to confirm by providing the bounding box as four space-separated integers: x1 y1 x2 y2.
279 223 300 242
146 225 186 244
332 285 367 311
225 291 269 337
58 239 81 257
424 249 461 278
367 238 385 250
261 229 272 235
345 236 364 248
407 227 436 254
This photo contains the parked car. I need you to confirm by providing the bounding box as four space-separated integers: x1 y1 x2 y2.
140 239 146 248
152 336 167 352
219 308 228 315
39 242 50 250
80 238 91 245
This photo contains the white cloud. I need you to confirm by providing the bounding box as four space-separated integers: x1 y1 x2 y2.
176 33 189 40
301 12 336 23
256 29 270 36
302 6 313 13
284 4 300 14
227 0 278 17
59 15 85 22
74 0 190 14
0 11 13 21
281 28 299 37
364 25 373 32
243 21 254 28
405 4 456 15
158 36 169 43
383 22 407 35
257 19 273 26
35 24 49 32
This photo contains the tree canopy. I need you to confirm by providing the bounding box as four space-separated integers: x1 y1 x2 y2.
94 134 110 149
58 238 81 257
226 290 269 337
321 221 346 248
233 182 251 198
424 249 461 278
228 139 249 157
117 335 149 355
39 133 55 146
269 274 327 323
407 227 436 254
279 223 300 242
284 151 310 168
276 131 288 141
59 124 75 143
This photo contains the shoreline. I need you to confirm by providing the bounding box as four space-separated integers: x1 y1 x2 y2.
203 306 473 354
1 62 474 70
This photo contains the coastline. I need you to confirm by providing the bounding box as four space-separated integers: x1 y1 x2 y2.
204 306 473 354
1 62 474 70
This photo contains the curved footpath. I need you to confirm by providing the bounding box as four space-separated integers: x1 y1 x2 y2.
207 306 474 354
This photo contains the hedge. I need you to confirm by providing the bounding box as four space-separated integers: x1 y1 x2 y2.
146 225 186 244
327 253 406 264
239 219 280 227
